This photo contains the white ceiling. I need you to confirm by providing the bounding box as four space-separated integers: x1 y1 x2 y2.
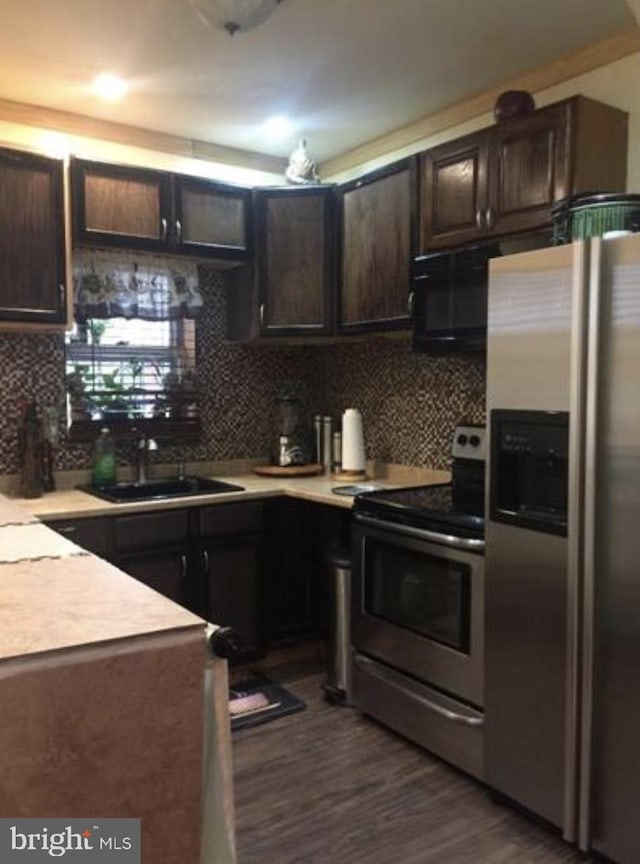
0 0 636 163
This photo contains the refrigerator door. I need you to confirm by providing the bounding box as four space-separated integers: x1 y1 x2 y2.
485 242 589 837
585 234 640 864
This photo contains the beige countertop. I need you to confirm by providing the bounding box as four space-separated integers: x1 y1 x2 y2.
0 460 448 663
0 555 203 662
12 462 451 521
0 492 204 663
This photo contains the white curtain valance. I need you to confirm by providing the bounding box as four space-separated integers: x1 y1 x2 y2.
73 248 203 321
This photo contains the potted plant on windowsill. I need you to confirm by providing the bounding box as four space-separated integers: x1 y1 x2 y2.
65 365 94 422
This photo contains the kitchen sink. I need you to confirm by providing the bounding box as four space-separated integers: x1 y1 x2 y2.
80 476 245 503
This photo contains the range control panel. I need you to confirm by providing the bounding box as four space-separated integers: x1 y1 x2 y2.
451 424 486 461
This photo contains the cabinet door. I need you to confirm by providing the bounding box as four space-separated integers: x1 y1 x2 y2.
419 132 489 252
114 508 190 553
0 147 67 324
201 535 265 660
174 175 251 260
255 186 333 337
118 547 192 609
487 101 571 237
265 497 328 644
339 160 414 331
45 517 112 558
72 158 172 251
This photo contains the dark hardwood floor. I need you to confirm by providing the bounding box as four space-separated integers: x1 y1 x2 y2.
232 664 591 864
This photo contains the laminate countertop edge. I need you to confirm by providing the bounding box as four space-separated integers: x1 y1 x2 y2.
10 466 451 521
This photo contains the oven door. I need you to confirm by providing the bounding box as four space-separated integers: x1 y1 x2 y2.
352 516 484 707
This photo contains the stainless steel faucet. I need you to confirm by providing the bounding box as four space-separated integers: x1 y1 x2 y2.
135 435 158 485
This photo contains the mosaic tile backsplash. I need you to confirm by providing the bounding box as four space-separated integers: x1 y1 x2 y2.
0 268 485 477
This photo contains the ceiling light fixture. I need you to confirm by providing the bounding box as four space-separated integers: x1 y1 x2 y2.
92 73 128 101
190 0 284 36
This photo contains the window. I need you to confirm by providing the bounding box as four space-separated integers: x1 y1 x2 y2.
66 249 202 440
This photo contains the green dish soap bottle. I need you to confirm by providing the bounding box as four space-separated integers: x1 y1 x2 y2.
92 427 116 486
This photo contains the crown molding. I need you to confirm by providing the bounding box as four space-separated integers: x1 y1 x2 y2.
0 97 287 175
321 27 640 179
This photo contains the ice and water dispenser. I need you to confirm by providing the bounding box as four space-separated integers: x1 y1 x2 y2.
489 410 569 536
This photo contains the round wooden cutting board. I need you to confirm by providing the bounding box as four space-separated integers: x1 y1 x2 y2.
252 464 324 477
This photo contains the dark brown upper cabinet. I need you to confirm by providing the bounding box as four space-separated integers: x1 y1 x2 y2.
173 174 251 259
227 185 334 340
71 158 251 261
0 146 68 326
255 186 334 337
337 158 416 332
419 96 628 252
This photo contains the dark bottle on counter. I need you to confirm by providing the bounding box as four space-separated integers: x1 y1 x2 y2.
18 400 44 498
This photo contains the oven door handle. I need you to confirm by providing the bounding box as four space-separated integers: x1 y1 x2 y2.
355 655 484 727
354 514 485 552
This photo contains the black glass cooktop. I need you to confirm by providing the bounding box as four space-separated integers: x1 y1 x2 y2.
353 483 484 540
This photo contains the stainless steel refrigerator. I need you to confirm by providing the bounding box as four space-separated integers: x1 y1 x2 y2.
484 233 640 863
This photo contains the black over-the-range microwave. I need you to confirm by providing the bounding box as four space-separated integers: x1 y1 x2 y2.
411 232 552 354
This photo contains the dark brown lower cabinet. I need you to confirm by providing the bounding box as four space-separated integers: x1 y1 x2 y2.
44 516 111 558
265 498 351 646
117 547 192 609
265 498 315 644
45 504 267 660
45 496 349 660
200 534 265 660
197 501 265 660
110 508 195 609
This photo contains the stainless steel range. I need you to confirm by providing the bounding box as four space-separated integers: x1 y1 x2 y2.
351 425 486 779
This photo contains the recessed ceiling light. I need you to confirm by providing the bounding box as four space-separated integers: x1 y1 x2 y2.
92 73 128 102
263 115 294 140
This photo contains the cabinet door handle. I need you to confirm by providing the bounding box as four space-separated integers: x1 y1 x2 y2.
180 554 188 581
202 549 210 576
160 217 168 242
407 290 415 319
175 219 182 244
475 209 484 230
486 207 495 230
259 303 266 328
58 525 77 535
59 284 65 301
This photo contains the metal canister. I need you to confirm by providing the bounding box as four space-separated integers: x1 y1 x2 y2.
313 414 323 465
332 430 342 473
322 416 333 474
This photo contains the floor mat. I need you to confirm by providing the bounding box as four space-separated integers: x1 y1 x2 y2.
229 676 306 732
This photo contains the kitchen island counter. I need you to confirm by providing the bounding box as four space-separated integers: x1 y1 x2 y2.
0 494 204 660
0 493 230 864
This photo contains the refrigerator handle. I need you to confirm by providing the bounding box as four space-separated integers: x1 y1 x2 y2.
563 240 590 844
576 237 603 851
